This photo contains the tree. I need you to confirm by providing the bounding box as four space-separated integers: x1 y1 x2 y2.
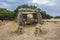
14 4 38 14
14 4 53 19
54 16 60 19
14 4 41 18
0 8 15 20
40 11 53 19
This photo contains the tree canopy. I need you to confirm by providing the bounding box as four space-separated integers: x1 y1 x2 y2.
40 11 53 19
0 4 53 21
14 4 53 19
14 4 40 14
54 16 60 19
0 8 15 20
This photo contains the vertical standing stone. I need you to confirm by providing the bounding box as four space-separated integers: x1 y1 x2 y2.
17 12 24 34
37 10 43 24
27 14 33 24
17 12 24 26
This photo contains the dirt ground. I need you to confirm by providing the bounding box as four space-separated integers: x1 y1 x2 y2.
0 20 60 40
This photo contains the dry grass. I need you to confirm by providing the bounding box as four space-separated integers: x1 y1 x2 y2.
0 20 9 26
7 21 19 32
0 19 60 40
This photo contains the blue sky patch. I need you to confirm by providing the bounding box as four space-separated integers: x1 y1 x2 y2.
0 0 60 16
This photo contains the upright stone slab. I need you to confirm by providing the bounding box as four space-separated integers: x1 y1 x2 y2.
37 10 43 24
27 14 33 24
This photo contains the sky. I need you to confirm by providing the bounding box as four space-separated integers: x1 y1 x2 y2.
0 0 60 16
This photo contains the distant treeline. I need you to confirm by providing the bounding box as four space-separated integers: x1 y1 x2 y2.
54 16 60 19
0 4 59 21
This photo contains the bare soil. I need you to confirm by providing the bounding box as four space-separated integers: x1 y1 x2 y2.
0 20 60 40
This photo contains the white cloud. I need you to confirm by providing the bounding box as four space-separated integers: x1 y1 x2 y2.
29 0 56 6
0 0 18 10
6 0 18 2
0 2 12 10
0 0 18 8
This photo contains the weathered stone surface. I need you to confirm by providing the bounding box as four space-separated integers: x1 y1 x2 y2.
17 8 43 25
27 14 34 24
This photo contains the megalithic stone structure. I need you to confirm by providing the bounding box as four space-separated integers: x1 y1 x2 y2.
17 8 43 25
17 8 43 34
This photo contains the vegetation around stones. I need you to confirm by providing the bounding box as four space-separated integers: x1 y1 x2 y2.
14 4 53 19
54 16 60 19
0 4 59 21
0 8 15 21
